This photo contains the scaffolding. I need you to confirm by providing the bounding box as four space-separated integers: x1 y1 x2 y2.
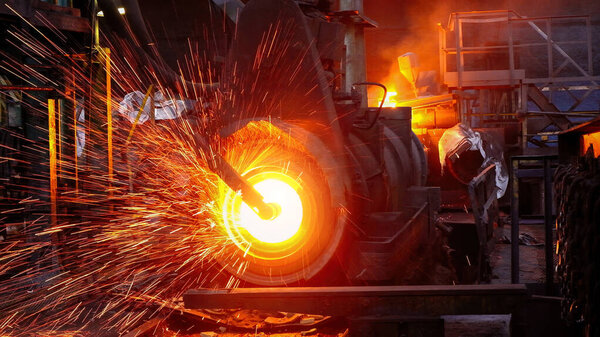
439 10 600 151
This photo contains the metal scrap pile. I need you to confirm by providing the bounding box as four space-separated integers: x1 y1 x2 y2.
122 295 344 337
554 147 600 335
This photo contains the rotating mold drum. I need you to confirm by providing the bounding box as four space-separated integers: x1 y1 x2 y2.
216 120 349 286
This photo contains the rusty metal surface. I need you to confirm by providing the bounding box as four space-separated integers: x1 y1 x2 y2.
184 284 528 317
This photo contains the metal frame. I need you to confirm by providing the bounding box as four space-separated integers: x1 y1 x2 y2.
440 11 596 85
438 10 599 147
510 155 557 294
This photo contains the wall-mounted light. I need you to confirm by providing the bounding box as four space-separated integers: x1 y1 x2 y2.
97 7 125 17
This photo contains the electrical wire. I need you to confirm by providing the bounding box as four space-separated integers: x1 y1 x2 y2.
352 81 386 129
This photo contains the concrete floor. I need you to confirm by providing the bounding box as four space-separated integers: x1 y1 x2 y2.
490 224 550 285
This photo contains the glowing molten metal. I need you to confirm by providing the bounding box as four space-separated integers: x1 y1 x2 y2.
214 121 346 285
224 172 303 245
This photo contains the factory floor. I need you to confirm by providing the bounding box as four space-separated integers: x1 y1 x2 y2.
490 223 550 285
487 221 569 337
120 224 551 337
115 223 544 337
27 223 556 337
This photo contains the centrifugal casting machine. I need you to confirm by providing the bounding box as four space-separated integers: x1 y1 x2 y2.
194 0 438 286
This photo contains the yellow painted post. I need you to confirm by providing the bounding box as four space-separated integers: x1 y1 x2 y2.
70 72 78 193
105 48 113 192
48 99 58 229
126 84 154 143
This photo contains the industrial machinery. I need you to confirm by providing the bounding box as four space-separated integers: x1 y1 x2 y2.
0 0 495 289
95 0 441 286
3 1 600 335
206 0 437 286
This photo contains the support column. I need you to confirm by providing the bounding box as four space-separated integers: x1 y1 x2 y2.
340 0 367 107
105 48 113 191
48 99 58 232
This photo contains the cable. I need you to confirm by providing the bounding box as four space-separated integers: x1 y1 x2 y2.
352 81 386 129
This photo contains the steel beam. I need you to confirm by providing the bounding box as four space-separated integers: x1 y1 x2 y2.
184 284 528 317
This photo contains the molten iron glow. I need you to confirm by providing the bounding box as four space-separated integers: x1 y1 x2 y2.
371 85 426 132
238 176 303 243
214 121 341 286
382 91 399 107
216 122 316 261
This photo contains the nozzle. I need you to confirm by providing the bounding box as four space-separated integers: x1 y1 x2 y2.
253 202 281 220
190 132 280 221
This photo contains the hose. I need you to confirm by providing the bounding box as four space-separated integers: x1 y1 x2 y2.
352 82 386 129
